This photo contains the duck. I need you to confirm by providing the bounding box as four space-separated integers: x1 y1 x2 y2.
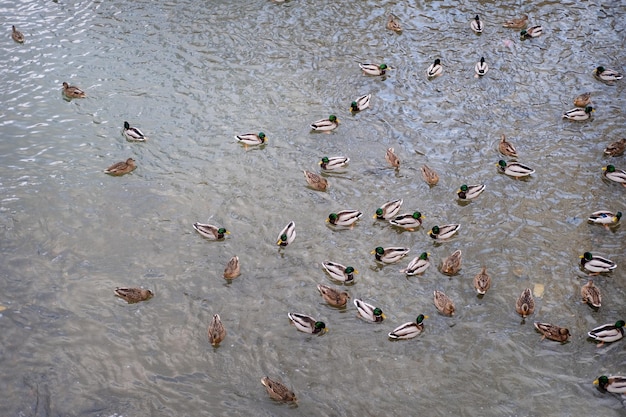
562 106 594 121
602 165 626 186
588 320 625 347
236 132 266 146
533 322 571 343
193 223 229 240
223 256 240 279
287 312 326 334
354 298 385 322
385 147 400 168
389 211 424 231
587 210 622 229
580 252 616 275
277 221 296 246
207 314 226 346
516 288 535 318
441 249 462 275
317 284 349 308
502 14 528 29
470 15 483 33
457 184 485 200
261 377 297 403
473 266 491 295
123 121 147 142
594 66 623 82
104 158 136 176
433 290 455 316
374 199 403 220
499 134 518 157
12 25 24 43
421 164 440 186
574 92 591 107
400 252 431 276
580 279 601 308
310 115 339 132
427 59 443 78
303 170 328 191
320 156 350 171
594 375 626 394
62 82 86 98
372 246 410 264
428 224 460 240
350 94 371 112
520 25 542 39
386 14 402 33
604 138 626 156
327 210 363 227
497 160 534 178
388 314 428 340
114 287 153 304
475 57 488 76
359 63 388 76
321 261 357 283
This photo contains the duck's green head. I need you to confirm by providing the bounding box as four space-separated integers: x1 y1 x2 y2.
279 233 288 243
596 66 605 74
345 266 356 275
460 184 469 192
315 321 326 330
431 225 440 235
321 156 330 164
412 211 422 220
328 114 337 122
217 228 227 236
379 63 388 70
258 132 266 140
434 58 441 65
582 252 593 260
498 160 507 168
615 320 625 328
416 314 427 324
124 121 130 129
373 308 384 317
375 246 384 255
419 252 429 260
328 213 339 223
375 208 384 217
616 212 623 220
520 29 528 37
350 101 359 111
584 106 593 114
605 165 616 173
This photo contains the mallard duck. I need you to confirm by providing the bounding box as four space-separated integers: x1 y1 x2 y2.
374 199 403 220
389 211 423 231
287 312 326 334
354 298 385 322
457 184 485 200
499 134 518 157
277 221 296 246
104 158 136 176
388 314 428 340
372 246 410 264
385 147 400 168
581 279 601 308
317 284 349 307
433 290 455 316
319 156 349 171
588 320 625 347
516 288 535 318
236 132 266 145
587 210 622 229
604 138 626 156
310 115 339 132
123 121 147 142
594 66 623 82
473 266 491 295
475 57 488 76
401 252 431 275
428 224 460 240
261 377 297 403
12 25 24 43
359 63 388 76
114 287 153 304
562 106 594 121
421 164 440 186
62 82 86 98
386 14 402 33
594 375 626 394
602 165 626 186
520 25 542 39
533 322 571 343
223 256 240 279
502 14 528 29
193 223 229 240
441 249 462 275
321 261 357 283
574 92 591 107
470 15 483 33
303 170 328 191
350 94 371 112
580 252 616 275
208 314 226 346
497 160 534 178
427 59 443 78
327 210 363 227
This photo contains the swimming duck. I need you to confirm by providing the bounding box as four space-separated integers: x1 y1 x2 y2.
354 298 385 322
303 170 328 191
457 184 485 200
277 221 296 246
287 312 326 334
320 156 349 171
388 314 428 340
427 59 443 78
533 322 571 343
359 63 388 76
470 15 483 33
400 252 431 276
594 375 626 394
261 377 297 403
497 160 535 178
12 25 24 43
433 290 455 316
223 256 240 279
389 211 423 231
602 165 626 186
580 252 616 275
574 92 591 107
588 320 625 347
374 199 403 220
104 158 136 176
114 287 153 304
502 14 528 29
385 147 400 168
594 66 623 82
317 284 349 308
516 288 535 318
421 164 440 186
207 314 226 346
604 138 626 156
327 210 363 227
123 121 147 142
372 246 410 264
580 279 601 308
473 266 491 295
193 223 229 240
428 224 460 240
350 94 371 112
441 249 462 275
587 210 622 229
562 106 594 121
62 82 86 98
499 134 518 157
321 261 357 283
475 57 488 76
520 25 542 39
236 132 266 146
386 14 402 33
310 115 339 132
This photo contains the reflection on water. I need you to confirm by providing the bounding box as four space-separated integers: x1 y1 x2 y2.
1 0 625 415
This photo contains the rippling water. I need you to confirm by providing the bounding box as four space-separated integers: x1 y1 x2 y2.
1 0 625 415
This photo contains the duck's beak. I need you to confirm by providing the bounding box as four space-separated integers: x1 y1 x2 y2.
423 315 429 319
593 379 600 385
370 250 376 254
602 167 607 171
381 313 387 319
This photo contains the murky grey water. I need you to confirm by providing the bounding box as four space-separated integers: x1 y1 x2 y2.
1 0 625 416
